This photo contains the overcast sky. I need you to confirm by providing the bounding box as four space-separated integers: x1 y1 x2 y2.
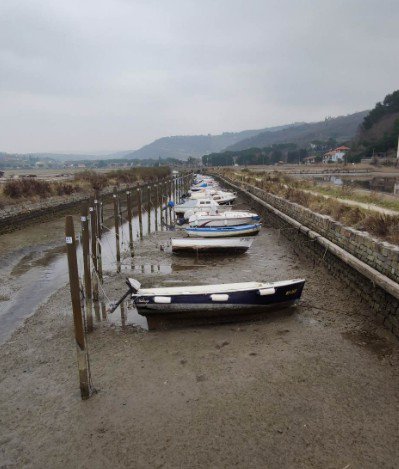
1 0 398 153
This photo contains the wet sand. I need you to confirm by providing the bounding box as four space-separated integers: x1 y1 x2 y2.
1 216 399 468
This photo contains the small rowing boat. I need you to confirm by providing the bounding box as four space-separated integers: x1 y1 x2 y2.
185 223 261 238
171 237 254 253
127 277 305 329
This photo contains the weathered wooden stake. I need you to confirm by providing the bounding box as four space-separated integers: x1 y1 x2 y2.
176 176 181 202
164 179 169 227
137 187 143 240
89 202 98 273
120 301 126 328
154 183 159 231
147 185 151 235
101 301 107 321
113 188 121 273
126 190 134 259
81 205 93 332
173 177 177 203
94 197 103 282
65 216 93 400
168 178 173 224
159 180 164 230
89 202 99 302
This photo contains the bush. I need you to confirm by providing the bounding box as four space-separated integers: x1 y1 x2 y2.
56 183 78 196
3 178 52 198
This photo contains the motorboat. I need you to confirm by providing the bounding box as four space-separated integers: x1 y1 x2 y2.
210 192 237 205
188 211 260 228
127 277 306 329
189 190 236 205
185 223 261 238
174 198 232 217
171 237 254 253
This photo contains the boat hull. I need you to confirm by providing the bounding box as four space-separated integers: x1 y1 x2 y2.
189 215 260 228
171 237 253 253
134 279 305 329
144 302 296 330
174 205 233 216
185 223 261 237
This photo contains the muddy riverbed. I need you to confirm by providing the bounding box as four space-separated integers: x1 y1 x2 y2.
1 198 399 467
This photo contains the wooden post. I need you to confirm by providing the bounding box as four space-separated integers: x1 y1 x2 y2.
94 197 103 282
137 187 143 240
154 183 159 232
89 202 97 273
95 191 102 236
173 177 177 203
159 180 164 230
81 205 93 333
89 201 99 302
164 179 169 227
126 190 134 258
177 176 181 203
147 185 151 235
113 188 121 273
168 178 173 224
65 216 93 400
120 301 126 328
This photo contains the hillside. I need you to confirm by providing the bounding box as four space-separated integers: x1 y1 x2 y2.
124 124 298 160
225 111 368 151
350 90 399 159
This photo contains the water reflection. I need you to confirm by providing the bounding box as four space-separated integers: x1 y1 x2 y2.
0 203 164 344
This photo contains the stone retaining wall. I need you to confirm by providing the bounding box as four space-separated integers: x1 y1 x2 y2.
230 178 399 285
218 175 399 338
0 183 138 235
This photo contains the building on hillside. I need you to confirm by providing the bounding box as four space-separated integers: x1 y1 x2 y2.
323 146 350 163
303 156 317 164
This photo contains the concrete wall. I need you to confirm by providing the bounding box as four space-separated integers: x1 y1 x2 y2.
219 176 399 338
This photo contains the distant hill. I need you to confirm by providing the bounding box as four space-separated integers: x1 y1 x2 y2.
124 124 299 160
224 111 368 151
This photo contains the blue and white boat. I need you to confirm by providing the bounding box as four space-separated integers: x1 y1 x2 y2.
188 211 260 228
185 223 261 238
127 277 305 329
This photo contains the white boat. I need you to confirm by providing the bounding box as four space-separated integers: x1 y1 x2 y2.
171 237 254 253
210 192 237 205
189 189 219 199
174 198 232 217
185 223 261 238
189 190 236 205
188 211 261 228
190 180 217 191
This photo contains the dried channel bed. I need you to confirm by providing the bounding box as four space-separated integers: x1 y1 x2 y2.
1 223 399 468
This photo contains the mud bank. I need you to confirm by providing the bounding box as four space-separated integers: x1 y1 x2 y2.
1 213 399 467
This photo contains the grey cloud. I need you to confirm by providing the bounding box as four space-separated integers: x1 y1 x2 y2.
0 0 399 152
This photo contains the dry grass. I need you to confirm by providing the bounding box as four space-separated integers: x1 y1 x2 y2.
0 166 171 207
223 168 399 245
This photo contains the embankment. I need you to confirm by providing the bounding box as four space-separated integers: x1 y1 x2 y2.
0 180 164 235
217 175 399 338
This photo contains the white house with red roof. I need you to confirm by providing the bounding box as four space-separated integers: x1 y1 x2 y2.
323 146 350 163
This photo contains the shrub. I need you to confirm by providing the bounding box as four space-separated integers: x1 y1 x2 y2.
3 178 52 198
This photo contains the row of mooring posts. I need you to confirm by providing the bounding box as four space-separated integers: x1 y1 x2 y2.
65 172 193 399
